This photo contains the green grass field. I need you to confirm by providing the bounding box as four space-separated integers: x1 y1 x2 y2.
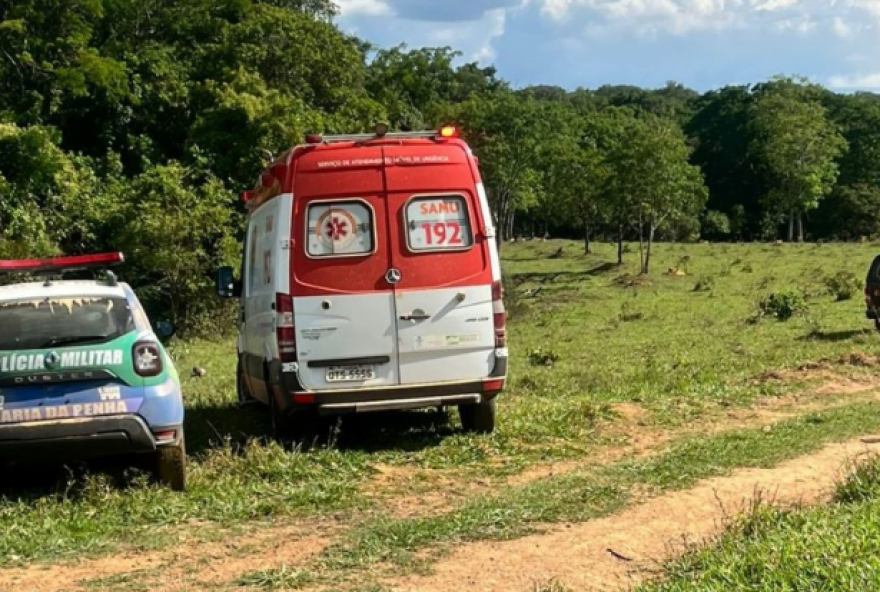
3 240 880 591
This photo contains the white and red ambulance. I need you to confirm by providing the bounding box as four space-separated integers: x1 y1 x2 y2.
218 125 507 436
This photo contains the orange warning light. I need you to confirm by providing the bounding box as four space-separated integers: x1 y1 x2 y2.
439 126 457 138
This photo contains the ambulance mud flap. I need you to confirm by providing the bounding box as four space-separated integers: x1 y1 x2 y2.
490 347 509 378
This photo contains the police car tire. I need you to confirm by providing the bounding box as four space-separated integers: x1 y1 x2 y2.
459 398 496 434
154 437 187 492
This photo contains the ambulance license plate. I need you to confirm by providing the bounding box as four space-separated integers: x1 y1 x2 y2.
326 365 375 382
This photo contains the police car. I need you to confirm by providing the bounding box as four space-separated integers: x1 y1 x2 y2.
0 253 186 490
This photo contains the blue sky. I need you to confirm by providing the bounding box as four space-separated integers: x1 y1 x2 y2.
335 0 880 92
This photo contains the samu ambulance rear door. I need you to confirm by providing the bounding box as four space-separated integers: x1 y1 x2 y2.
381 143 496 385
292 147 400 390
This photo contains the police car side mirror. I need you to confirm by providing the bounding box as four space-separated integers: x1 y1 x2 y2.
217 266 240 298
155 321 176 341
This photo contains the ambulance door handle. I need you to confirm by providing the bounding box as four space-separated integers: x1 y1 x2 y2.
400 313 430 322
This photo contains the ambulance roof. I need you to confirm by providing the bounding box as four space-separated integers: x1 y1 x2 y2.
0 280 129 304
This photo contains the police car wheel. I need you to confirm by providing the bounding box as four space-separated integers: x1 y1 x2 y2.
153 436 187 492
459 398 496 434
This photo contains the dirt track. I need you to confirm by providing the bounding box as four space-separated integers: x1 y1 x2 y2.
387 436 879 592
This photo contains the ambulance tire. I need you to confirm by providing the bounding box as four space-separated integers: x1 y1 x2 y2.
153 436 187 492
459 398 496 434
269 389 296 441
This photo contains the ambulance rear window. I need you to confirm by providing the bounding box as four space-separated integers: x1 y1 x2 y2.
405 196 473 252
306 201 375 258
0 297 135 352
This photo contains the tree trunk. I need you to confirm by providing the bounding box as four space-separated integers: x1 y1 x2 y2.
617 223 624 264
507 211 515 242
797 211 804 243
787 210 794 242
644 224 655 274
637 208 646 275
583 216 591 255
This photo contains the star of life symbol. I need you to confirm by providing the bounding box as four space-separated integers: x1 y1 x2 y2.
326 217 348 240
316 209 358 250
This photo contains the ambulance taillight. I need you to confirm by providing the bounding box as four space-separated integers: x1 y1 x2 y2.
492 280 506 348
275 293 296 362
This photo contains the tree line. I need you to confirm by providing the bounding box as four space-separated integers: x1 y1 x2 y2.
0 0 877 330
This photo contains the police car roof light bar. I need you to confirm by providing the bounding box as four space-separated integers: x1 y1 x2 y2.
0 252 125 275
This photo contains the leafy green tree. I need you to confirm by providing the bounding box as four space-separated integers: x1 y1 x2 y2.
366 45 505 130
114 161 242 331
749 93 847 242
702 210 731 240
607 114 707 273
686 86 764 240
815 184 880 240
544 133 606 254
452 92 554 243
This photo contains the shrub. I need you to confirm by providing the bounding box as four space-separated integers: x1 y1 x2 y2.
528 347 560 367
758 290 807 321
835 455 880 504
824 271 862 302
619 301 644 322
693 276 715 292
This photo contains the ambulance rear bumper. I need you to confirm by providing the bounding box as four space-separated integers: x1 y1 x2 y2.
277 349 508 415
312 380 502 415
0 415 160 461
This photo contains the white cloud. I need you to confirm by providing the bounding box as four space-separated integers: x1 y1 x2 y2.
832 16 851 36
421 8 508 63
540 0 574 20
775 15 817 33
829 72 880 89
751 0 800 11
531 0 880 37
335 0 392 17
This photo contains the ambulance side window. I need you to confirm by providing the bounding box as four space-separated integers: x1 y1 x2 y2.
247 218 260 295
239 225 248 295
305 200 375 258
405 195 473 252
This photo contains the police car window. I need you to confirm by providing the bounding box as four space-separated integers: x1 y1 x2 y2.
307 201 375 257
0 297 135 351
405 196 473 252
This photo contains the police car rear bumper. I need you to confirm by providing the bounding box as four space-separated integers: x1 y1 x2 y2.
0 415 165 460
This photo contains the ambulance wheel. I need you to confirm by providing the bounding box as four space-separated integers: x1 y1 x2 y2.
459 398 496 434
269 391 295 441
153 437 187 492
